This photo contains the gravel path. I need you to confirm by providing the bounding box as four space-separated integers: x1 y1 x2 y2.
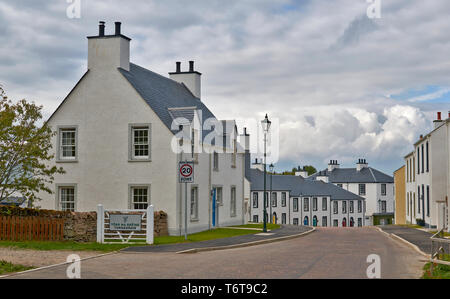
0 247 100 268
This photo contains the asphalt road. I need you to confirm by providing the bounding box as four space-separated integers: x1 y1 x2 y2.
5 227 425 279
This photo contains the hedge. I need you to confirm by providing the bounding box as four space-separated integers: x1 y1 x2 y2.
0 205 70 218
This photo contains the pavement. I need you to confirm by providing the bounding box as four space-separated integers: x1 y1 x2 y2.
3 227 425 279
122 225 313 253
377 225 432 254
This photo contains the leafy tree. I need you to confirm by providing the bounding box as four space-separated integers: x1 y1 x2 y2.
0 87 64 206
280 165 317 176
303 165 317 176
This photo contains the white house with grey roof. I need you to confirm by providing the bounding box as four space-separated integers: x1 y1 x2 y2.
404 112 450 231
309 159 394 226
247 166 366 228
37 22 247 235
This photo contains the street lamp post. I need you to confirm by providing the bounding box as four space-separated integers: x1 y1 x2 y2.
269 163 274 224
261 114 271 233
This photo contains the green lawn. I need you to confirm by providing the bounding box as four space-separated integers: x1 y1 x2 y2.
0 228 260 252
422 255 450 279
231 223 281 230
0 260 34 275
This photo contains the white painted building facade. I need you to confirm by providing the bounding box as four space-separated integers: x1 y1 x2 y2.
309 160 394 226
247 167 365 228
404 112 449 231
37 22 247 235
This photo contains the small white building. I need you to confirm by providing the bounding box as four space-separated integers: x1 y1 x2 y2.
247 166 366 228
37 22 247 235
404 112 449 231
309 159 394 226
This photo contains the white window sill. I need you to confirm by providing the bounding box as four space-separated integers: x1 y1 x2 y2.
56 159 78 163
128 159 152 162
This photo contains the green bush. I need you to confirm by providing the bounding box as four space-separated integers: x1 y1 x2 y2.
0 205 70 218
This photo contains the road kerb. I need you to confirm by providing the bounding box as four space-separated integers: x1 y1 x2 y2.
374 226 429 258
176 227 315 254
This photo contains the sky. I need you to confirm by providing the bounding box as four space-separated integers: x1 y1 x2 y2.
0 0 449 175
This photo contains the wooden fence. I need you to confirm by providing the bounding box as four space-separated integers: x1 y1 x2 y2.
0 216 64 241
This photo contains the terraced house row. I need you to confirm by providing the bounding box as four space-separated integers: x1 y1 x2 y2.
399 112 450 232
246 161 366 227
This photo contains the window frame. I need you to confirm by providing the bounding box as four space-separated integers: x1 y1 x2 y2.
57 126 78 162
128 184 151 210
322 197 327 211
304 197 310 212
230 186 237 217
190 185 199 221
252 192 258 208
213 151 219 171
56 184 77 211
271 192 277 207
129 124 152 162
281 192 287 207
293 198 299 212
359 184 366 196
381 184 386 196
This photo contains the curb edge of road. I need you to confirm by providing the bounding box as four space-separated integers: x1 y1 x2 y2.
374 226 429 258
0 251 118 279
176 227 316 254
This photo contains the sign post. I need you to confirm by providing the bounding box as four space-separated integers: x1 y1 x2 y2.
179 161 194 240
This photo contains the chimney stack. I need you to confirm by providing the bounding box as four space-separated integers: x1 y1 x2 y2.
169 61 202 99
99 21 105 36
328 159 340 172
115 22 121 35
88 21 131 72
434 112 445 128
356 158 368 171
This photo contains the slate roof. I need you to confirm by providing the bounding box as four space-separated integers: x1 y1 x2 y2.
118 63 217 141
248 169 364 200
308 167 394 183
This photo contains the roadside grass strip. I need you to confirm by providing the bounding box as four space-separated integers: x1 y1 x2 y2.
0 228 260 251
422 254 450 279
0 260 34 275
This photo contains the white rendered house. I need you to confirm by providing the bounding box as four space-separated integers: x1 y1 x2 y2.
309 159 394 226
37 22 247 235
247 165 365 228
404 112 449 231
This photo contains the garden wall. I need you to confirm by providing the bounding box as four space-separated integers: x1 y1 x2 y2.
0 206 168 242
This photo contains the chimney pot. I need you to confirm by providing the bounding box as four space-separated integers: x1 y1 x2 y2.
99 21 105 36
176 62 181 73
438 112 442 121
115 22 121 35
189 61 194 72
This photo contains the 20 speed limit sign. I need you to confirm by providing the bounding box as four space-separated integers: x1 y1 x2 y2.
179 161 194 183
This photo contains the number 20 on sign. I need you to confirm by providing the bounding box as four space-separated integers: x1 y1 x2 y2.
179 161 194 183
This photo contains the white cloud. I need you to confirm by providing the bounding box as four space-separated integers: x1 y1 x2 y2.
0 0 448 173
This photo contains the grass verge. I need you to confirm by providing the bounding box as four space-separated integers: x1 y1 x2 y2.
0 228 260 252
0 260 34 275
422 255 450 279
231 223 281 230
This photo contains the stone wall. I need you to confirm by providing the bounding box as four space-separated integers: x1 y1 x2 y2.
0 206 169 242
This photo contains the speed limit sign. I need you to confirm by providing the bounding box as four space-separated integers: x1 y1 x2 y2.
179 161 194 183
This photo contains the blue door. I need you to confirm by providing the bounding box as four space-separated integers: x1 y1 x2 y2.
212 189 216 227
